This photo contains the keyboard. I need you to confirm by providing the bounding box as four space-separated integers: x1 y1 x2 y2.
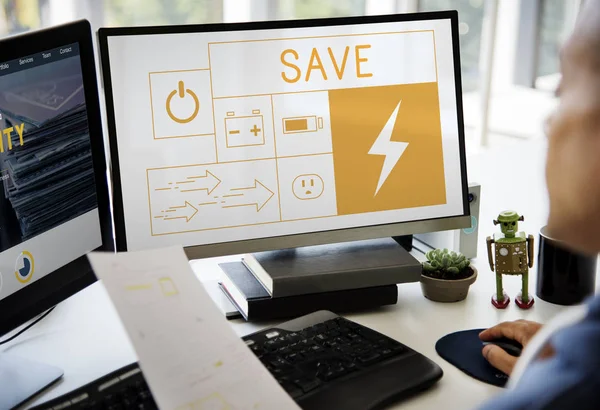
30 311 442 410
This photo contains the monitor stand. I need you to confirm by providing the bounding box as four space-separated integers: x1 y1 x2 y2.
0 354 63 409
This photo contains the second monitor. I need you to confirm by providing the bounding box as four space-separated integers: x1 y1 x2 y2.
99 12 469 258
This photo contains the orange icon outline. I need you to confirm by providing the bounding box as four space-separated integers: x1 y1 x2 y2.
166 81 200 124
224 114 266 148
223 179 275 212
161 201 199 223
292 174 324 200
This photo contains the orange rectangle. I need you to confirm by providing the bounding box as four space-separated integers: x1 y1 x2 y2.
285 118 308 132
283 116 318 134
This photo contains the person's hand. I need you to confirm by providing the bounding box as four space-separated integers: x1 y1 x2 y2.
479 320 543 375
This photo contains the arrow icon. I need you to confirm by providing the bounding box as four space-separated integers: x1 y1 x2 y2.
155 170 222 195
222 180 274 212
181 170 221 195
161 201 198 222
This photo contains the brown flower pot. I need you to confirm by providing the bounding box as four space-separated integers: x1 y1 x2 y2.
420 267 478 303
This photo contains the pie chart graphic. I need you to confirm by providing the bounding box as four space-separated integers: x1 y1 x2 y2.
15 251 35 284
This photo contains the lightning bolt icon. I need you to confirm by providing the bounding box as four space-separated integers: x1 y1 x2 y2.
368 101 409 196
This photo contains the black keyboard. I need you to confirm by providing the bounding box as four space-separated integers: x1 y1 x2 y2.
30 311 442 410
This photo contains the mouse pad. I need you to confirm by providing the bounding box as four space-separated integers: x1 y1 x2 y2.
435 329 509 387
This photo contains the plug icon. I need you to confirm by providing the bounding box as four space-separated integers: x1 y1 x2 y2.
293 174 324 200
165 80 200 124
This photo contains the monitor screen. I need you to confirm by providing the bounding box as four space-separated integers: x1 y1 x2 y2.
0 42 102 303
101 13 468 255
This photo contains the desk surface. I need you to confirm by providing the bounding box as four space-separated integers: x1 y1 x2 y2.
4 140 598 410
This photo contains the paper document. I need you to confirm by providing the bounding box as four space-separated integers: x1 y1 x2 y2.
88 246 300 410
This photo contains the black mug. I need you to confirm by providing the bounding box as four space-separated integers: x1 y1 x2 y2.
536 226 598 305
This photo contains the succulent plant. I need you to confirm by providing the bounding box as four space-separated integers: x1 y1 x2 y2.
423 248 470 275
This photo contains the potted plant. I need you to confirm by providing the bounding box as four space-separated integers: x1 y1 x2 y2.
420 249 477 302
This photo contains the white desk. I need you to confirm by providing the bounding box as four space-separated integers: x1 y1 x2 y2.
4 140 598 410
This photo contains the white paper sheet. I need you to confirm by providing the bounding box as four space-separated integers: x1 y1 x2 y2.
88 246 300 410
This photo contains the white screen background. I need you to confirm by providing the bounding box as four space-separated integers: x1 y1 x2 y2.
105 18 466 251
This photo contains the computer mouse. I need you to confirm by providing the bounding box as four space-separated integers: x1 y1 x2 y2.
482 338 523 357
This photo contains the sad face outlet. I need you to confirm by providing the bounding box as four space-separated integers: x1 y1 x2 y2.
293 174 324 200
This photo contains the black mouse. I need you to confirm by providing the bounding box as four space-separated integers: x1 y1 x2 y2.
482 338 523 357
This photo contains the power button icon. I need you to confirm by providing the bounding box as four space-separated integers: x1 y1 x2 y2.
149 70 214 139
166 80 200 124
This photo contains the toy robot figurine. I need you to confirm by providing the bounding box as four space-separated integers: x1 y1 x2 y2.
486 211 535 309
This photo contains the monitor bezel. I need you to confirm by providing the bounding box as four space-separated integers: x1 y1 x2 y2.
0 20 113 336
98 11 470 258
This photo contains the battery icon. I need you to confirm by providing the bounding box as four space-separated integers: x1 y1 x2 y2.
282 115 323 134
224 110 265 148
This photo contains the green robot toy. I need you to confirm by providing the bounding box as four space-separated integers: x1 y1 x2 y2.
486 210 535 309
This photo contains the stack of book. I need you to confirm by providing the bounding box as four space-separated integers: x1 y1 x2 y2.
219 238 421 321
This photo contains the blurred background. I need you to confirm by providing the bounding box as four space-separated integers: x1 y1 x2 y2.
0 0 582 153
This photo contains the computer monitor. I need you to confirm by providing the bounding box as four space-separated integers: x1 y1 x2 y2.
99 11 469 259
0 20 112 408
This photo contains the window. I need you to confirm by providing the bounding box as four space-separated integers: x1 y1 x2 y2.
269 0 365 20
534 0 578 91
1 0 40 36
288 0 365 19
536 0 565 79
106 0 366 26
419 0 485 92
105 0 223 26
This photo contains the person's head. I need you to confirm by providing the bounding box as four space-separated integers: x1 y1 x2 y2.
546 0 600 255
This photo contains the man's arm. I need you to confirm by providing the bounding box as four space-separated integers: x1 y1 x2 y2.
479 296 600 410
